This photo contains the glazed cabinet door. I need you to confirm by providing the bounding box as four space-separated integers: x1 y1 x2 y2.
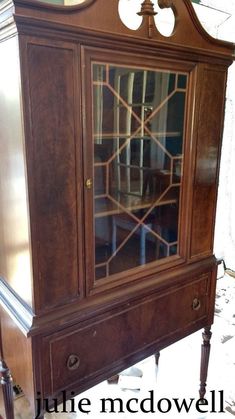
82 48 193 294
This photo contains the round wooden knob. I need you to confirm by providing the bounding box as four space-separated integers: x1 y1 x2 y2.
192 298 201 311
66 354 80 371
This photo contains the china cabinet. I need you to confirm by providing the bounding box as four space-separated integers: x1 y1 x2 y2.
0 0 234 417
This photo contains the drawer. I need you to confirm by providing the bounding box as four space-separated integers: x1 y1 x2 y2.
42 273 212 395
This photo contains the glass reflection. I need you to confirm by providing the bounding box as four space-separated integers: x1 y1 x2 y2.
93 63 187 281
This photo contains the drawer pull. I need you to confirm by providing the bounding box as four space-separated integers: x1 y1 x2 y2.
192 298 201 311
66 354 80 371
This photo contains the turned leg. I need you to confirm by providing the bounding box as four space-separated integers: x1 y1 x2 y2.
155 351 160 366
0 360 14 419
199 326 212 400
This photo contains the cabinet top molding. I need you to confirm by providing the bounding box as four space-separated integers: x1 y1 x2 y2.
0 0 235 61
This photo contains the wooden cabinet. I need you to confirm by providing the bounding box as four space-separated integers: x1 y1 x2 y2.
41 272 212 397
0 0 234 417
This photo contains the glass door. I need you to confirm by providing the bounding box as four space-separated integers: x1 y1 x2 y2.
84 56 188 287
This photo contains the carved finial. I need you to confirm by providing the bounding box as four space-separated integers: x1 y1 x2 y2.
137 0 157 17
137 0 157 39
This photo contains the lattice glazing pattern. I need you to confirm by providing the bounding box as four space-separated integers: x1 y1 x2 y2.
92 63 187 280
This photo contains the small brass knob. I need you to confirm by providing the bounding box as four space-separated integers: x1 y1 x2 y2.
192 298 201 311
85 178 93 189
66 354 80 371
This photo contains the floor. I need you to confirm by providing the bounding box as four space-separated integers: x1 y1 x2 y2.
0 273 234 419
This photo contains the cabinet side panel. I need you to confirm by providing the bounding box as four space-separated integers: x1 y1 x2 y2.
0 36 33 307
0 307 35 413
26 41 80 309
190 67 227 258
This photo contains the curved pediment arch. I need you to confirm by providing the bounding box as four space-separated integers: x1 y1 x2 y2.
2 0 234 61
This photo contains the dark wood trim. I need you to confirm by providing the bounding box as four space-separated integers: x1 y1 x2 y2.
187 62 205 261
189 65 228 259
11 15 233 66
0 257 217 338
20 259 220 336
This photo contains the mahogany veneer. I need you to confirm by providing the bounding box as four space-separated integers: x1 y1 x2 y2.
0 0 234 418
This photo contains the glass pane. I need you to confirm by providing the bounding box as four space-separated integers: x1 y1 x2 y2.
93 64 106 82
92 62 187 281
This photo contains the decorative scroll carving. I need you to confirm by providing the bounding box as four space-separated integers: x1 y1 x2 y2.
158 0 174 9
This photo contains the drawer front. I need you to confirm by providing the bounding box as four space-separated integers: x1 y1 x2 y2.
42 273 212 395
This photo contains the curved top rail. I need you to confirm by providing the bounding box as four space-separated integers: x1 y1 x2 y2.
1 0 96 12
1 0 235 60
